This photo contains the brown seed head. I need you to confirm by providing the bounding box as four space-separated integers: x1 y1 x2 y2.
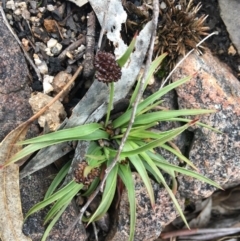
94 51 122 83
158 0 209 67
74 161 100 186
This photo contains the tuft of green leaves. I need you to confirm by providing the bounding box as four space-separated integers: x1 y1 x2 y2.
7 47 222 241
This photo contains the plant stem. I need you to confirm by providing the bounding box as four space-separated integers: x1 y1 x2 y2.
105 82 114 127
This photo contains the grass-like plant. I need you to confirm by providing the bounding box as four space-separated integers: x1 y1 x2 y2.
7 39 221 241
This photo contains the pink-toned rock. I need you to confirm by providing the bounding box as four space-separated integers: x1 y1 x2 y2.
172 49 240 199
105 173 184 241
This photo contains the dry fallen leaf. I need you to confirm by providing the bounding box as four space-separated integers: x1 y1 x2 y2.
188 197 212 228
68 0 88 7
0 124 32 241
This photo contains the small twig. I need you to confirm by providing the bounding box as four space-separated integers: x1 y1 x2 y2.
92 222 99 241
54 20 64 39
4 65 83 166
83 11 96 78
160 31 218 89
103 0 159 182
0 5 42 82
65 0 160 235
97 0 111 51
57 35 86 61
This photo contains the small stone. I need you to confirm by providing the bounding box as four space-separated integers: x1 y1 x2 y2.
45 47 53 56
43 75 54 94
6 0 16 10
22 9 30 20
29 1 37 10
30 16 40 23
51 43 62 56
52 71 73 101
228 45 237 56
35 42 47 52
75 44 86 54
16 1 27 9
22 38 30 51
46 4 55 11
6 14 13 20
38 7 46 13
81 16 86 22
44 19 58 33
29 92 66 131
47 38 57 48
160 1 166 9
33 54 48 74
14 9 22 15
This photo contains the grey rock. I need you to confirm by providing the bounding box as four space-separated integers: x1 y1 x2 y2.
218 0 240 53
0 13 38 142
172 49 240 200
106 173 184 241
21 165 87 241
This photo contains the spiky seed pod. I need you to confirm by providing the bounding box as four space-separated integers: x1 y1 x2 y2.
94 51 122 83
157 0 209 68
74 161 100 186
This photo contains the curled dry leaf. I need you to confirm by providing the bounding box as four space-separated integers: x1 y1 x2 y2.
188 197 212 228
0 124 31 241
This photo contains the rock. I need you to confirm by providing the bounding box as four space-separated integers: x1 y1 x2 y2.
52 71 73 101
44 19 58 33
0 13 38 142
6 0 16 10
47 38 58 48
172 49 240 200
33 54 48 74
218 0 240 54
21 165 87 241
43 75 54 94
106 173 184 241
29 92 66 131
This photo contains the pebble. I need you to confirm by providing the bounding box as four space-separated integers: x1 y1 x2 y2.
47 38 57 48
33 54 48 74
43 75 54 94
6 0 15 10
160 1 166 9
15 2 27 9
22 9 31 20
38 7 46 13
46 4 55 11
29 1 37 10
29 92 66 131
51 43 62 55
14 9 22 15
